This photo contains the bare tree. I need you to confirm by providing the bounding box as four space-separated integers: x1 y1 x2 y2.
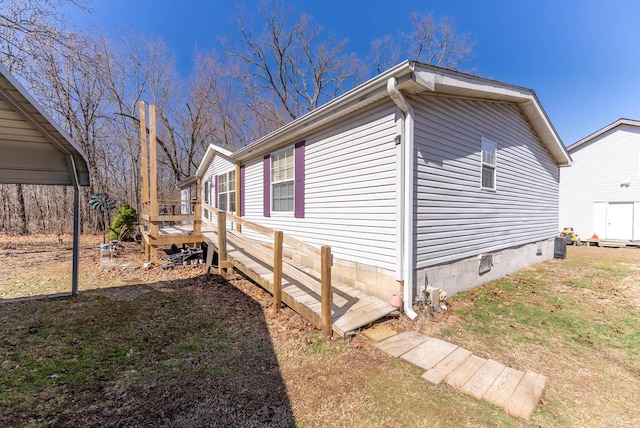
0 0 88 74
371 12 474 73
226 0 365 124
0 0 89 234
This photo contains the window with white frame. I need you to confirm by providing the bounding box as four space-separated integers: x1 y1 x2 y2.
204 180 210 205
271 146 294 211
481 137 497 190
217 170 236 212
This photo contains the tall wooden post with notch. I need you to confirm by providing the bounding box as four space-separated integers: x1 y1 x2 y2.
139 101 159 261
139 101 149 259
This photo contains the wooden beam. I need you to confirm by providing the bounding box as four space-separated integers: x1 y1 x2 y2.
272 230 283 314
235 163 241 232
148 234 203 246
194 177 202 235
283 234 321 259
148 104 159 262
148 104 158 219
217 211 227 275
321 245 332 337
139 101 148 206
147 214 195 222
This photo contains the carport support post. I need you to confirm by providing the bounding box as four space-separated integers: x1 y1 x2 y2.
71 184 80 296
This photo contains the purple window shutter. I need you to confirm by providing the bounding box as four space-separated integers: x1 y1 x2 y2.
294 141 305 218
240 164 246 217
263 155 270 217
214 175 219 209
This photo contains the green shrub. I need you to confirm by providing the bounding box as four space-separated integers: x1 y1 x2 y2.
107 204 138 241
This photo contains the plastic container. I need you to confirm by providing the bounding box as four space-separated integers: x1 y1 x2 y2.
100 244 110 258
390 294 403 309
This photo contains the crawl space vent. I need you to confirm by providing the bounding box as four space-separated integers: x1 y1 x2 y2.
479 254 493 275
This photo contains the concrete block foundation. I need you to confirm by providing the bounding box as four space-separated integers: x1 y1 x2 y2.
417 238 555 297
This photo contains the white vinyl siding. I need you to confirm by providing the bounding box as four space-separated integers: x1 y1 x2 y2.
242 102 398 270
202 153 235 225
560 124 640 240
413 95 560 268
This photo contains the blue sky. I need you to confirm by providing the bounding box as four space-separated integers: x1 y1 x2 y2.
71 0 640 145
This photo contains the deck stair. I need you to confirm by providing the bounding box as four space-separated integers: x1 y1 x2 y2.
199 205 397 337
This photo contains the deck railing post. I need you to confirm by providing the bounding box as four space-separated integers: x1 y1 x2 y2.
272 230 284 314
217 211 227 274
320 245 332 337
194 178 202 236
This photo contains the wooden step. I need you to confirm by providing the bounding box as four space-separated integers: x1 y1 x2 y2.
375 332 547 421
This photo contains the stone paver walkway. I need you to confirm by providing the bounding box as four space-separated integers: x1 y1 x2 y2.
374 331 547 421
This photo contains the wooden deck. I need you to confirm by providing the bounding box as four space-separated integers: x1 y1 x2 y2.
375 331 547 421
200 228 397 337
582 238 640 248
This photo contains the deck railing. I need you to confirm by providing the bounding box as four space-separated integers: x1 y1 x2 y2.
201 202 333 336
139 198 202 260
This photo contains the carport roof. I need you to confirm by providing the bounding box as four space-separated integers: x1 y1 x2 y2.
0 63 90 186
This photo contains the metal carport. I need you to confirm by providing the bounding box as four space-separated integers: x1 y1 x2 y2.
0 63 91 296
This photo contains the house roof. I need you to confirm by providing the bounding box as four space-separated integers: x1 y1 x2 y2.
195 143 236 178
0 63 90 186
567 118 640 153
197 60 571 172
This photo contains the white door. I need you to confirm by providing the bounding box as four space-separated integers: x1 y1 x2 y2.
607 203 633 240
593 202 607 238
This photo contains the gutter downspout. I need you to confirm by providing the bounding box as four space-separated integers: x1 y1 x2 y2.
387 77 418 320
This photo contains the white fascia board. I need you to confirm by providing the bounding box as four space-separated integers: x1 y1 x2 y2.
230 60 571 167
231 61 414 162
520 95 572 166
412 64 531 102
568 118 640 152
195 144 235 178
412 64 571 166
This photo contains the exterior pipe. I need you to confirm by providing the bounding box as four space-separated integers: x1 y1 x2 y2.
387 77 418 320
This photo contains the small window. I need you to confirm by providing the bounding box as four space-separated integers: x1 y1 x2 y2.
271 146 294 212
481 137 497 190
217 171 236 213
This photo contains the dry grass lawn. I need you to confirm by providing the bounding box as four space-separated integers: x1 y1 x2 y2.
1 235 638 427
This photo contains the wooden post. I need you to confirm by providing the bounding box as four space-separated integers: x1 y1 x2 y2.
194 177 202 235
217 211 227 274
148 104 158 218
139 101 149 206
139 101 149 258
148 104 159 261
320 245 332 337
235 163 241 232
272 230 283 314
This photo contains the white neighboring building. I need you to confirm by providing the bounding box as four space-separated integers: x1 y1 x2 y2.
560 119 640 241
195 61 571 316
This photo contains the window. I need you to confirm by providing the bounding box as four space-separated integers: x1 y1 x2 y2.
217 170 236 213
271 146 294 211
204 180 210 205
481 137 497 190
